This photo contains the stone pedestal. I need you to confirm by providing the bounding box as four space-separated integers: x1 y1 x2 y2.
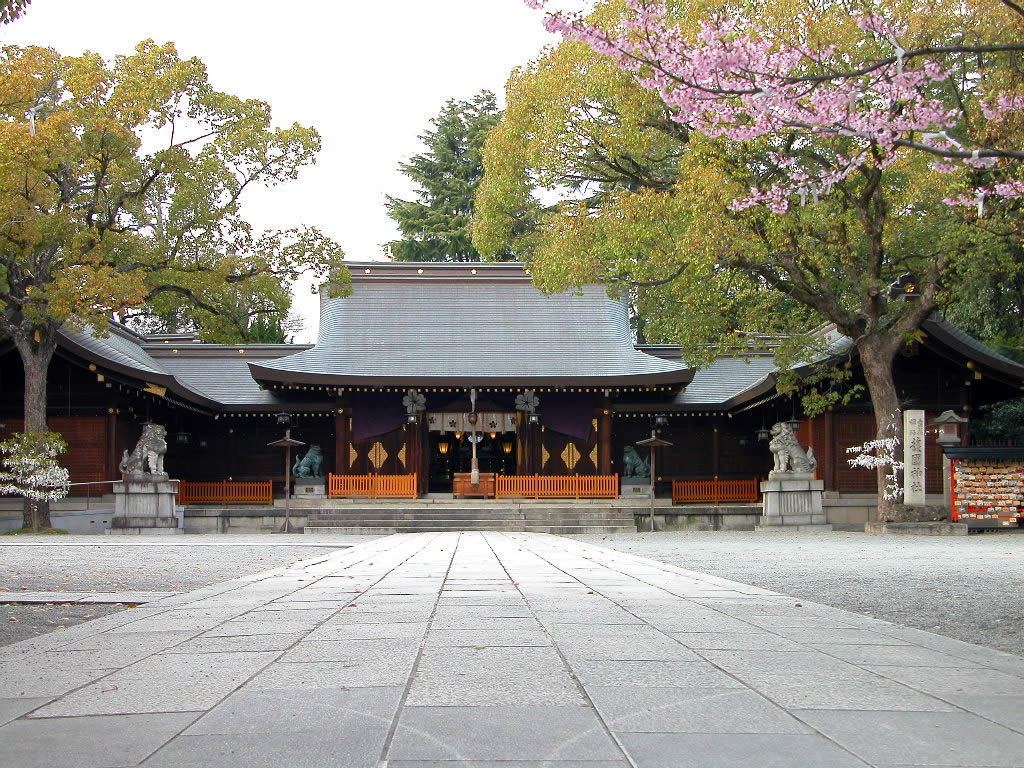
757 471 831 531
621 480 652 498
108 477 182 535
293 479 326 499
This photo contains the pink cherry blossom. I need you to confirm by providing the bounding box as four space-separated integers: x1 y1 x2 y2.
530 0 1024 213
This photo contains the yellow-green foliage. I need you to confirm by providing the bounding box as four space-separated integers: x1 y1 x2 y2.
0 41 347 344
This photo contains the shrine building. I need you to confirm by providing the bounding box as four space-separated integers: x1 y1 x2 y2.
1 261 1022 528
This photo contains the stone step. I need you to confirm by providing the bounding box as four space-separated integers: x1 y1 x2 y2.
274 498 665 508
305 517 633 527
301 514 630 528
307 518 634 524
303 525 635 535
306 519 635 526
304 506 636 513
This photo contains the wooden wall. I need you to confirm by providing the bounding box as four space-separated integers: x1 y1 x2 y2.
824 411 943 494
0 416 108 490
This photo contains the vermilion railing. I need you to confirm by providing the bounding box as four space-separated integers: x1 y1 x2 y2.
328 473 418 499
177 481 272 505
672 478 759 504
495 474 619 499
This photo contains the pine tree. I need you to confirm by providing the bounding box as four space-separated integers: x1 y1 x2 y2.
386 91 503 262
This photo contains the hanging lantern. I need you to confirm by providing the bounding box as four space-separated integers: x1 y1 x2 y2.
502 440 513 455
755 427 771 442
438 440 450 455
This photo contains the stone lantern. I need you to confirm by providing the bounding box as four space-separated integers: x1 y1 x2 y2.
931 410 969 511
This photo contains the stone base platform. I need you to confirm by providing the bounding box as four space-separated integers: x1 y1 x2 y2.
865 521 968 536
758 472 829 531
107 523 183 536
110 478 182 535
755 519 833 532
292 480 325 499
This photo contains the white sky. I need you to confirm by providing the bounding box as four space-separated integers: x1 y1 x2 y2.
1 0 571 342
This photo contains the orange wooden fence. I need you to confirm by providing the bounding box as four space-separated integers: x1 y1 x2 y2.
672 478 759 505
177 481 272 505
328 473 418 499
495 474 619 499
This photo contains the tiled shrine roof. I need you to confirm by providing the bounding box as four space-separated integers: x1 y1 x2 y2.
42 262 1024 413
247 262 696 388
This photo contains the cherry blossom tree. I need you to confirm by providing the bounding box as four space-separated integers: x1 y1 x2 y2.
0 431 69 533
510 0 1024 519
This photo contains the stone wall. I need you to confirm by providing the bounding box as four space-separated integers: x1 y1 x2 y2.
184 507 308 534
822 494 947 529
635 506 762 531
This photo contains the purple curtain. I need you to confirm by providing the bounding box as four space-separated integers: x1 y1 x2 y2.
351 391 404 442
542 392 595 441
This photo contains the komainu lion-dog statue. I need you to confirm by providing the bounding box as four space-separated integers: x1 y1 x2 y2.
293 444 324 478
768 422 817 473
119 423 168 478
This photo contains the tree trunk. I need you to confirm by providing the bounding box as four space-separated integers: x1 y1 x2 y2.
856 337 902 523
16 334 57 531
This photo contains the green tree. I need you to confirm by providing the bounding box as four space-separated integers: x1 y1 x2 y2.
476 0 1023 519
473 10 820 359
942 259 1024 444
386 90 504 262
244 315 290 344
0 41 349 528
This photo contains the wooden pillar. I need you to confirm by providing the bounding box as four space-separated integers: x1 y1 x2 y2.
598 407 613 475
516 412 530 474
420 421 429 493
712 424 720 479
405 419 425 495
823 410 836 491
334 406 349 475
105 405 118 480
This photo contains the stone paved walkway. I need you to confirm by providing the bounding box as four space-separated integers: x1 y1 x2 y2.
2 532 1023 767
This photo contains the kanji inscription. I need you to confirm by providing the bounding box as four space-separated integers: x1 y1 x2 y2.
903 410 926 505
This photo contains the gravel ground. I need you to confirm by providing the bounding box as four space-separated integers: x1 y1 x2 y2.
0 603 125 648
571 530 1024 656
0 534 367 647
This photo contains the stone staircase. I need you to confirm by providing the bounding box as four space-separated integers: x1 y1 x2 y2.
303 502 638 534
